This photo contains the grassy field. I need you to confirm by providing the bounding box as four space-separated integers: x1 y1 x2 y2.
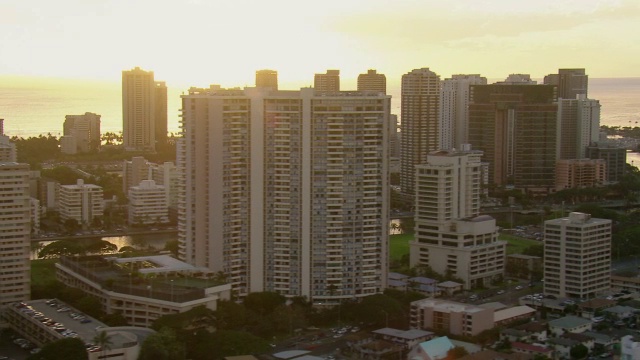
389 232 539 261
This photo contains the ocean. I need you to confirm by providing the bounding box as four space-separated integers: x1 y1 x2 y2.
0 75 638 138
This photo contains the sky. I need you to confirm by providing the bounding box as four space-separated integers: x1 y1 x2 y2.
1 0 639 89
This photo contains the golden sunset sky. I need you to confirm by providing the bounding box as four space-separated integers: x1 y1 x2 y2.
1 0 639 89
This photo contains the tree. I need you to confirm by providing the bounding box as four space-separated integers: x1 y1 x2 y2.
84 239 118 255
138 327 185 360
447 346 469 359
38 240 84 259
27 338 88 360
93 330 113 359
570 343 588 359
63 218 80 235
243 291 286 316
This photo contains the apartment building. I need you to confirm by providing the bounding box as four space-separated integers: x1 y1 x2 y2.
128 180 168 225
555 158 606 191
410 299 494 336
544 212 611 299
58 179 103 226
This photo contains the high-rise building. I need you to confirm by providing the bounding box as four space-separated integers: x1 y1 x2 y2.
0 119 17 162
0 162 31 305
58 179 104 226
544 68 588 100
178 82 390 302
357 69 386 93
587 142 627 183
409 148 505 289
155 81 168 147
400 68 441 197
122 157 151 194
439 75 487 150
255 69 278 90
468 83 558 193
557 96 601 160
314 69 340 92
122 67 166 152
543 212 611 299
63 112 101 153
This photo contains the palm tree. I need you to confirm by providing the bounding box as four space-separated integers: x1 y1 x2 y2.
93 330 113 359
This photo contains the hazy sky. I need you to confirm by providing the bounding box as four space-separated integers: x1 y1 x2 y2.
2 0 639 89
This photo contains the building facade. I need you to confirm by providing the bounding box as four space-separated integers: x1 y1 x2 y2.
128 180 168 225
587 142 627 184
178 81 390 302
314 69 340 92
0 162 31 305
468 83 558 193
122 67 166 152
63 112 101 153
439 74 487 151
122 157 151 194
410 148 505 289
58 179 103 226
544 212 611 299
557 96 600 160
410 299 494 336
357 69 386 93
400 68 441 197
544 68 588 100
154 81 168 147
255 69 278 90
555 158 606 191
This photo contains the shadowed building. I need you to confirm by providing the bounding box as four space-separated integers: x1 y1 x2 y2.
314 69 340 92
357 69 386 93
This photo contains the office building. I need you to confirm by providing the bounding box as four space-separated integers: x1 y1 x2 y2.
410 299 494 336
122 67 166 152
400 68 441 197
409 148 505 289
314 69 340 92
439 74 487 150
357 69 386 93
468 83 558 193
58 179 103 226
178 81 390 302
0 162 31 305
555 158 606 191
544 68 588 100
255 69 278 90
155 81 168 146
128 180 168 225
63 112 101 153
587 142 627 183
543 212 611 299
557 96 601 159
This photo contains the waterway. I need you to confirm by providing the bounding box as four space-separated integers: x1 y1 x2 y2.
31 232 177 260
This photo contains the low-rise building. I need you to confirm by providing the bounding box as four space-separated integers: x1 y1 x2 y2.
58 179 103 226
548 316 592 336
407 336 455 360
621 335 640 360
128 180 168 225
2 299 154 360
555 158 606 191
410 299 494 336
510 342 553 359
55 255 232 327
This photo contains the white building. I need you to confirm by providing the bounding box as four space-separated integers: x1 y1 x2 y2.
621 335 640 360
56 255 232 327
63 112 101 153
58 179 104 226
557 96 601 160
151 162 178 210
178 80 390 302
30 197 40 235
128 180 168 225
410 148 505 289
544 212 611 299
122 156 150 194
439 74 487 151
0 162 31 305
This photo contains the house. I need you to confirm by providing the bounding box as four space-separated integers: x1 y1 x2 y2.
514 321 548 342
548 316 592 336
511 342 553 359
583 331 615 352
603 305 637 320
408 277 441 297
578 298 616 319
561 332 595 352
547 338 579 359
501 328 530 344
458 349 533 359
437 281 463 296
408 336 455 360
372 328 434 349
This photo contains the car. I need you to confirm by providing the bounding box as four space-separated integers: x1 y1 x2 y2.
81 318 92 324
497 290 505 295
515 285 523 290
592 316 605 323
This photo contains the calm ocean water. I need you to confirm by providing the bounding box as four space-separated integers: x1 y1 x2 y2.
0 76 638 137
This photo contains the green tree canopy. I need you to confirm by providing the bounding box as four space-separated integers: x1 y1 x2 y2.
26 337 88 360
38 240 84 259
243 291 286 316
138 327 185 360
570 343 588 359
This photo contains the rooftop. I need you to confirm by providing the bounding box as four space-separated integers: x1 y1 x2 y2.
549 315 592 329
372 328 433 340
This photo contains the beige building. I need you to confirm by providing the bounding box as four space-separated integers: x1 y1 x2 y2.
0 162 31 305
255 69 278 90
400 68 441 197
313 69 340 92
410 148 505 289
63 112 101 153
56 255 231 328
178 79 390 302
122 156 150 194
544 212 611 299
410 299 494 336
555 158 606 191
58 179 103 226
439 74 487 151
122 67 165 152
128 180 168 225
357 69 386 93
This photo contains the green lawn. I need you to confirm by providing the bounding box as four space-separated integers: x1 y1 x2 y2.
389 232 539 261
